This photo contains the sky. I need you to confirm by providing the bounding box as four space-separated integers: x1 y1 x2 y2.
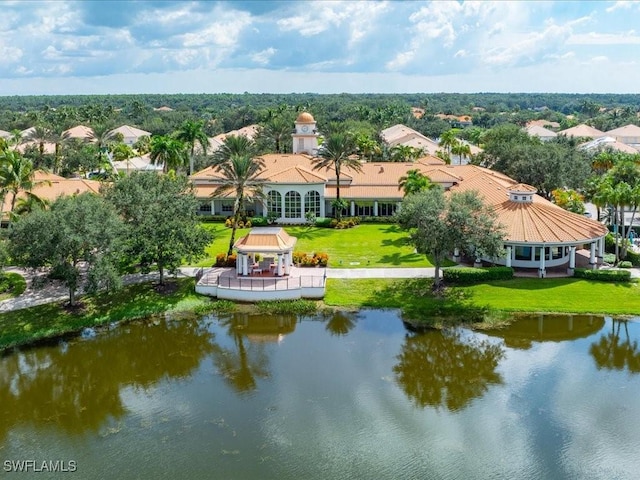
1 0 640 96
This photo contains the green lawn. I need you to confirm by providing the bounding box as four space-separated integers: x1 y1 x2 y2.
325 277 640 316
193 223 434 268
0 279 228 352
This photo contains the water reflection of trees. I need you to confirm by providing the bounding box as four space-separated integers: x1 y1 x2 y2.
210 314 280 394
0 319 214 442
325 311 358 336
393 328 505 412
590 319 640 373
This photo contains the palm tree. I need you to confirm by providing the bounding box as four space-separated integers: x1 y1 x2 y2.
311 132 361 220
88 124 117 168
149 135 187 173
211 134 257 167
259 116 293 154
26 125 53 169
174 120 208 175
0 151 46 224
439 128 461 158
212 154 265 256
390 144 422 162
399 169 436 197
451 142 472 165
13 192 49 217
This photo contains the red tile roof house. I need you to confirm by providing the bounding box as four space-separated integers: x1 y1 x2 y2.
191 113 607 277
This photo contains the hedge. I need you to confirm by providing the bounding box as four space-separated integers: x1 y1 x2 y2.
573 268 631 282
443 266 514 284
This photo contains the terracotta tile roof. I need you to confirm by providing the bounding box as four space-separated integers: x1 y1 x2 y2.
63 125 94 139
525 125 558 138
558 124 605 138
0 130 10 139
234 227 297 252
109 125 151 138
526 120 560 129
265 165 326 183
15 141 56 154
605 124 640 137
509 183 538 192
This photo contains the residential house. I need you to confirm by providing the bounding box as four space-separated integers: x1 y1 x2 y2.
525 125 558 142
604 124 640 147
108 125 151 146
557 124 605 139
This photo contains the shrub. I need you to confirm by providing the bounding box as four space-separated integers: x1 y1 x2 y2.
251 216 268 227
215 253 227 267
244 220 252 228
237 220 244 229
574 268 631 282
225 254 237 267
443 266 514 285
359 216 395 224
224 218 232 228
329 219 338 228
603 253 616 264
618 261 633 268
605 233 615 253
292 251 306 265
624 249 640 266
315 217 332 228
314 252 329 267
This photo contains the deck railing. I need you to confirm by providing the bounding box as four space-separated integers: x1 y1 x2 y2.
199 272 326 291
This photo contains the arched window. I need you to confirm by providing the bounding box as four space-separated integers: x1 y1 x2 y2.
267 191 282 218
284 191 301 219
304 190 321 217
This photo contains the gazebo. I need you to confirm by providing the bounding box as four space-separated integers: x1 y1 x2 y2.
233 227 297 277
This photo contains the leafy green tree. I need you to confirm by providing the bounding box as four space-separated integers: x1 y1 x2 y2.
25 125 53 169
0 151 46 223
312 132 361 220
390 144 423 162
396 188 505 288
149 135 187 173
551 188 585 214
212 154 265 256
399 169 435 197
174 120 208 175
104 172 211 285
9 193 124 306
88 124 117 165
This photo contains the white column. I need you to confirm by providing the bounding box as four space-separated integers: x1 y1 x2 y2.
281 193 286 222
506 246 512 268
350 201 355 217
300 193 306 222
568 246 576 275
242 254 249 276
597 237 604 264
277 253 284 276
236 253 242 275
453 248 460 262
284 252 291 275
539 247 546 278
210 200 215 216
374 201 378 217
590 242 597 269
320 199 326 218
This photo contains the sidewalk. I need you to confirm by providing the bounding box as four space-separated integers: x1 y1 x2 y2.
0 267 201 313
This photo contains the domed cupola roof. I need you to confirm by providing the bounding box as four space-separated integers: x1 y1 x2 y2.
508 183 537 203
296 112 315 123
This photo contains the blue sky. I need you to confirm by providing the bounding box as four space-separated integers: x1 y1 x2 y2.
1 0 639 95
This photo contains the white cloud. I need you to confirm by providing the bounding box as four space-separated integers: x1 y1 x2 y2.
251 47 277 66
605 1 638 13
568 31 640 45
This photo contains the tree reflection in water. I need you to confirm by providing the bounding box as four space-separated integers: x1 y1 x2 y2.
590 319 640 373
210 314 278 394
0 318 215 442
393 328 505 412
325 311 358 336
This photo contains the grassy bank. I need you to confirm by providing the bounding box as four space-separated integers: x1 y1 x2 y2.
0 278 233 352
324 277 640 316
195 223 433 268
0 272 27 301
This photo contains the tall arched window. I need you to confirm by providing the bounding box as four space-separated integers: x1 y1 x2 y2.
284 191 301 219
304 190 321 217
267 191 282 218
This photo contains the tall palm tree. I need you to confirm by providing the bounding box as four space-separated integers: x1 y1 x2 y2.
174 120 208 175
88 124 117 169
451 142 472 165
399 169 436 197
211 134 257 167
212 154 265 256
0 151 46 224
259 116 293 153
26 125 53 169
439 128 461 158
149 135 187 173
311 132 361 220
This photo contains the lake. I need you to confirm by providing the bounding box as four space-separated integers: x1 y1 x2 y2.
1 310 639 479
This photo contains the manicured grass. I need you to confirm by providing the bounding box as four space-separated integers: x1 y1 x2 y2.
193 223 434 268
0 279 232 352
325 277 640 316
0 272 27 301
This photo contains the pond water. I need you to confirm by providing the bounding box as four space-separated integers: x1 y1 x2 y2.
1 310 639 479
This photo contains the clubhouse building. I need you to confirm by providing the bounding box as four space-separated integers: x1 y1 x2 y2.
191 112 608 277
